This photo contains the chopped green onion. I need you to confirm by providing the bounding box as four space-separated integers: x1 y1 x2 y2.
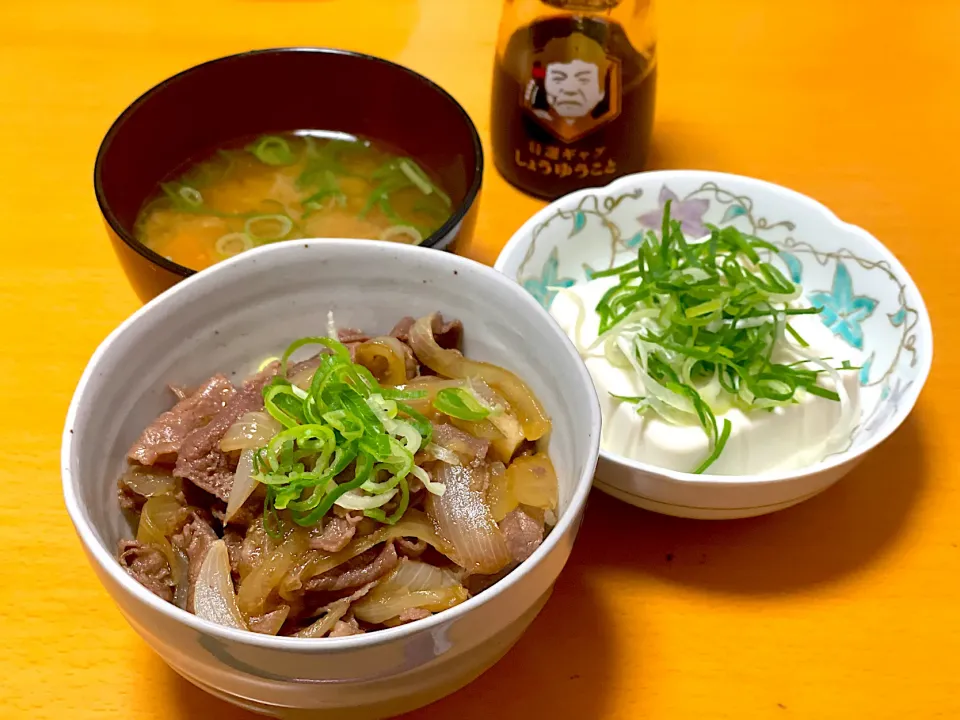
585 200 848 473
398 158 451 207
693 419 732 474
247 135 296 166
433 388 492 421
214 232 253 257
161 182 204 210
179 186 203 206
380 225 424 245
247 336 446 536
398 158 433 195
244 214 293 242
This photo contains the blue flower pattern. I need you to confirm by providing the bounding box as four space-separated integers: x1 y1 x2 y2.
808 262 878 350
778 251 804 284
522 247 575 309
865 378 912 434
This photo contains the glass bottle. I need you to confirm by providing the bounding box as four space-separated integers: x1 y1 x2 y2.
491 0 657 199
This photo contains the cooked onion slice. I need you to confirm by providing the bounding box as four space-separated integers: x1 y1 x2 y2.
248 605 290 636
194 540 248 631
354 337 409 385
422 442 461 466
408 314 550 441
353 559 468 624
294 597 352 639
293 582 373 639
397 377 464 420
237 528 310 616
469 379 525 455
120 465 176 498
485 462 516 522
224 448 257 523
136 495 190 607
220 411 282 452
448 416 522 464
426 464 512 575
280 509 454 597
506 453 558 511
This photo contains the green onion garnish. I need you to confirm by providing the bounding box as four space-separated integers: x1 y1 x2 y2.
161 182 204 210
253 338 441 536
585 200 848 474
244 214 294 243
397 158 451 206
433 388 493 422
246 136 296 166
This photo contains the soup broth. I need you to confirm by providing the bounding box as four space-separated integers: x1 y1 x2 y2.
135 132 454 270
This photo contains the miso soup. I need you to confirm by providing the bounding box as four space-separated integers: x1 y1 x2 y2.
135 132 454 271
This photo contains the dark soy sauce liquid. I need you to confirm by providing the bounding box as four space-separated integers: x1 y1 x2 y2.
491 16 656 200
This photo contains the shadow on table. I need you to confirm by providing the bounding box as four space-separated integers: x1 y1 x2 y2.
401 560 618 719
575 412 929 595
167 664 260 720
161 553 620 719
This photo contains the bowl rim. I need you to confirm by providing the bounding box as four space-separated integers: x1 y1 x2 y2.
93 47 485 279
494 168 934 487
61 239 602 652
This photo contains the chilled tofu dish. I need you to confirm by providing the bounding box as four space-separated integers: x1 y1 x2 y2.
550 202 860 476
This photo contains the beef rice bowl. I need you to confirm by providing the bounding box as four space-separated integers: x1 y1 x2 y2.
116 312 558 638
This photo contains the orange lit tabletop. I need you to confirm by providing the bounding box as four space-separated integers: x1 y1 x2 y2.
2 1 958 718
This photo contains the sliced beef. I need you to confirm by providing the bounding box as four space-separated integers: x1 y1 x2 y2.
399 341 419 380
464 563 517 596
330 616 364 637
396 608 432 625
117 465 178 514
338 328 369 344
334 580 378 607
118 481 144 514
171 511 218 613
128 375 236 465
222 527 245 582
432 423 490 466
174 363 279 500
306 541 398 592
390 313 463 350
118 540 175 602
310 515 357 552
389 317 415 343
391 315 462 349
345 342 366 365
432 315 463 350
248 606 290 636
396 537 428 559
500 507 544 563
333 506 365 525
211 496 259 528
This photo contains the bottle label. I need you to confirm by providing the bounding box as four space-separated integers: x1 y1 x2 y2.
521 30 622 144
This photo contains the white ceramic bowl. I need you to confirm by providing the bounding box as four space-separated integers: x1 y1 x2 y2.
496 170 932 519
62 240 601 718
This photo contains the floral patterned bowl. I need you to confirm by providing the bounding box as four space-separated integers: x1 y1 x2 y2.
495 170 932 519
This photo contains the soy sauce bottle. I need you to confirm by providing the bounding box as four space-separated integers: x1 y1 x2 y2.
491 0 657 199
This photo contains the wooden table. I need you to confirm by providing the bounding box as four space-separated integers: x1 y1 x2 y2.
2 0 957 717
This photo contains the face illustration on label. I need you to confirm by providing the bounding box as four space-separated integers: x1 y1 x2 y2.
545 59 604 118
523 32 622 143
